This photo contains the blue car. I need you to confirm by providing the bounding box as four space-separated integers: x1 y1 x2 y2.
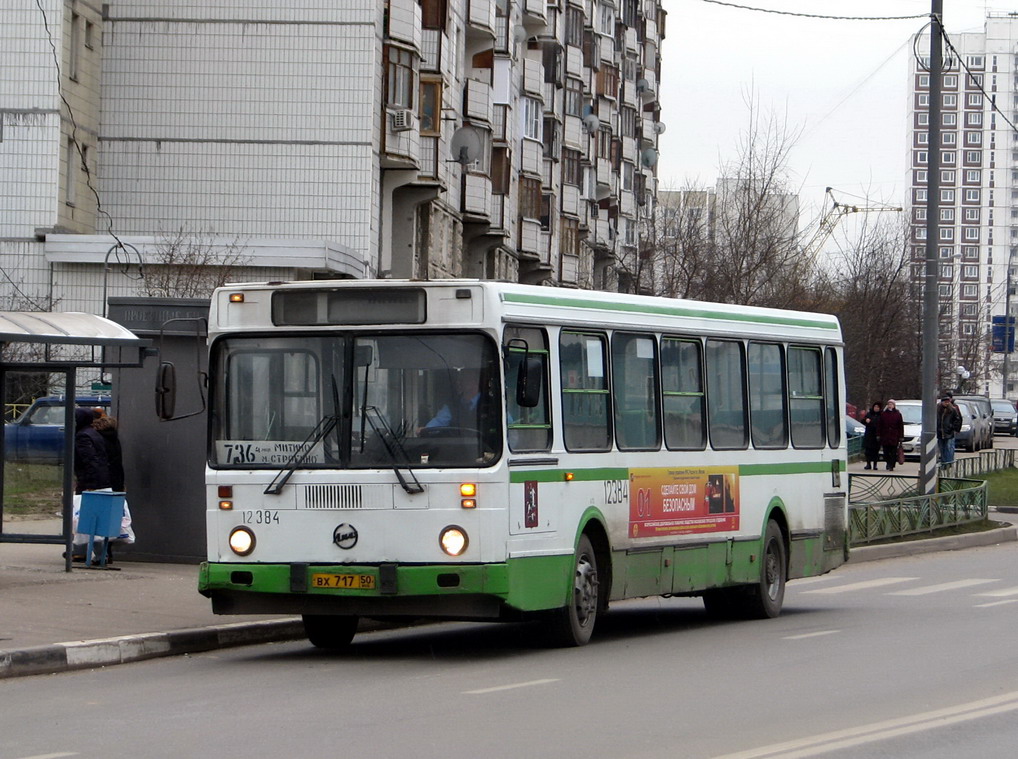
4 396 111 463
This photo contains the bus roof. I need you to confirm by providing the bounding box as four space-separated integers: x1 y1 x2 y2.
213 279 842 343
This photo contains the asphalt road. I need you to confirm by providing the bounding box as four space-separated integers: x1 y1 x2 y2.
2 541 1016 759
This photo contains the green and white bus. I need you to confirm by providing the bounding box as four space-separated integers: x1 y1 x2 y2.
193 280 848 647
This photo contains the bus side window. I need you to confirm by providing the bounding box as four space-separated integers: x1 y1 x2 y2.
661 337 706 450
824 347 841 448
503 326 552 452
788 347 824 449
706 339 748 450
560 331 611 452
612 333 660 450
748 342 788 449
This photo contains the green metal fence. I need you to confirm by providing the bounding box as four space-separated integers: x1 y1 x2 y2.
848 474 987 545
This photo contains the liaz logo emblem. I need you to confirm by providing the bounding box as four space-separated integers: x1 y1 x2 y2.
333 523 358 549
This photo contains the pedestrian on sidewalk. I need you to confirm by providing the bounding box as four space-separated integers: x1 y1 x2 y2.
876 399 905 471
862 401 883 470
937 395 963 466
70 407 111 561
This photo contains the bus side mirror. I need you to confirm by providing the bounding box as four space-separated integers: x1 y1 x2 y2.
516 357 543 408
155 361 177 420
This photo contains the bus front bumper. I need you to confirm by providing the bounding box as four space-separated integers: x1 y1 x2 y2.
199 556 571 619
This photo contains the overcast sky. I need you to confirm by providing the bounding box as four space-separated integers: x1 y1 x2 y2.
657 0 1003 227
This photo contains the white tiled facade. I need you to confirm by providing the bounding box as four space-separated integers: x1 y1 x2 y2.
909 15 1018 396
1 0 666 317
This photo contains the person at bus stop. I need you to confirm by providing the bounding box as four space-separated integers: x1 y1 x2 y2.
876 399 905 471
937 395 963 466
69 407 112 561
861 401 883 470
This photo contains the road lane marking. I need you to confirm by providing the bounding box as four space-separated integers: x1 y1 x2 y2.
886 579 997 596
17 754 78 759
975 599 1018 608
463 678 560 694
800 577 918 594
710 690 1018 759
975 586 1018 597
782 630 840 640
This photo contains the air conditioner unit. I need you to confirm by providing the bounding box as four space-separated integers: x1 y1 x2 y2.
390 109 416 132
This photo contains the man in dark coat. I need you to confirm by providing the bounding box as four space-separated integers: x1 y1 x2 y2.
74 407 110 493
875 399 905 471
936 395 963 466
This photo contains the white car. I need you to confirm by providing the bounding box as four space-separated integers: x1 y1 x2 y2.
892 401 925 459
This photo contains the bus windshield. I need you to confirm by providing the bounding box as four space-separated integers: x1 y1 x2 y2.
210 332 502 469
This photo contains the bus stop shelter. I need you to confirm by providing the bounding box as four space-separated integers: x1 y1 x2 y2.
0 312 150 571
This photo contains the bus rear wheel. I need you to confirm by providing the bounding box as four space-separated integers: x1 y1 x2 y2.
702 520 786 620
546 534 599 647
303 614 359 649
742 520 787 619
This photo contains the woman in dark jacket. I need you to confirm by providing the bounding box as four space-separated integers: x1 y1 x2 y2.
862 401 883 470
875 399 905 471
74 406 111 493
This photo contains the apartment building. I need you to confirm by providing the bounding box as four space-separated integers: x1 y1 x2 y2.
909 13 1018 396
0 0 666 319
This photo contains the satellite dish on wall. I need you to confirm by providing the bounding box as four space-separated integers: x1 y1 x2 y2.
640 148 659 168
513 26 530 44
582 114 601 135
450 126 483 164
636 78 649 92
652 121 667 135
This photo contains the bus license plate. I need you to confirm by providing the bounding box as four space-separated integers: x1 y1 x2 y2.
311 573 376 590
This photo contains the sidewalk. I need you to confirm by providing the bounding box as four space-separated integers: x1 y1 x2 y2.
0 518 305 679
2 510 1016 680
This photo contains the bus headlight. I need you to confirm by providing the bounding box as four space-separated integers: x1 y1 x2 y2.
439 526 468 557
229 526 256 556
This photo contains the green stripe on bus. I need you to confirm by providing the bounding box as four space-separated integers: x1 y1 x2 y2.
509 467 629 483
739 460 845 476
502 292 839 331
508 461 844 483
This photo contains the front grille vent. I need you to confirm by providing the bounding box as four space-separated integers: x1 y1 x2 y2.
300 484 392 510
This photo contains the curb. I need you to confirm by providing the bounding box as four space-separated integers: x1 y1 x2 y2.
848 523 1018 563
0 618 306 680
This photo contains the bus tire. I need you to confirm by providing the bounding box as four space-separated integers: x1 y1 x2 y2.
546 534 599 647
742 520 787 619
303 614 359 649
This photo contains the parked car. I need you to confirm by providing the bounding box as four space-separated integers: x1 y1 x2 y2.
953 395 994 449
4 396 111 463
845 414 865 438
893 400 924 460
990 398 1017 435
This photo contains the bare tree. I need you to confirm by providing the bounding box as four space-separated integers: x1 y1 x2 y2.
828 216 921 406
648 99 821 309
140 226 250 299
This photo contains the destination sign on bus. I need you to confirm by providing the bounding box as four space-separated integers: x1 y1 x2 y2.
629 466 740 537
272 288 426 326
216 440 327 466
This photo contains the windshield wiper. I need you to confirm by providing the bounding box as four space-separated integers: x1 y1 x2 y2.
263 412 340 495
264 375 342 496
364 406 424 495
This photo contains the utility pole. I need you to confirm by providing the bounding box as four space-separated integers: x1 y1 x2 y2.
919 0 943 496
1005 259 1013 396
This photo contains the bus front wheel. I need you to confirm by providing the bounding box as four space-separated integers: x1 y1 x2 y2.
546 534 600 647
303 614 359 649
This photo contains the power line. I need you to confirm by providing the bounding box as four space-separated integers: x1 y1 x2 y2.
699 0 929 22
938 21 1018 141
